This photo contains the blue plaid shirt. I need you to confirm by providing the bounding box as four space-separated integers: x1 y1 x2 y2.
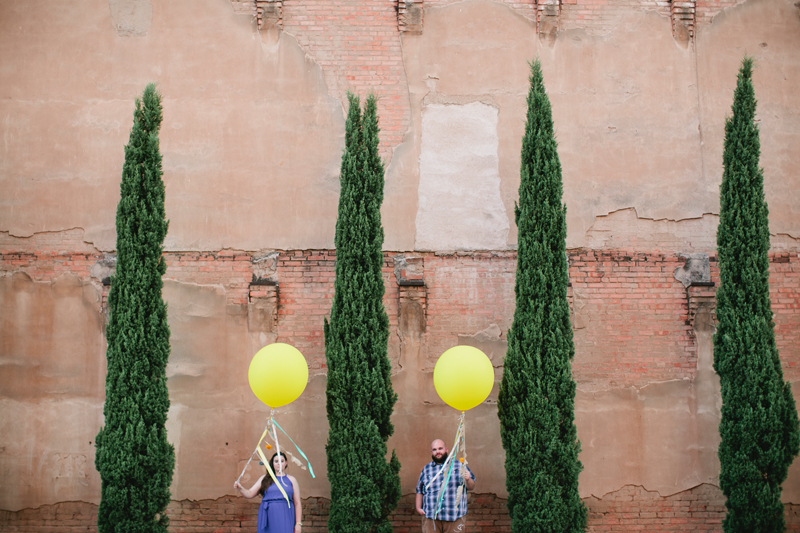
416 460 475 521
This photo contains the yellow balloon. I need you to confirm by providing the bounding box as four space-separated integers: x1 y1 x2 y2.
433 346 494 411
248 343 309 408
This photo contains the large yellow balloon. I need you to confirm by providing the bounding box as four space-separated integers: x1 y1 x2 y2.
433 346 494 411
248 343 309 408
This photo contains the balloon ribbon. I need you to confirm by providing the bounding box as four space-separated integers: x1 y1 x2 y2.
256 424 290 506
426 412 468 519
272 418 315 478
235 409 317 506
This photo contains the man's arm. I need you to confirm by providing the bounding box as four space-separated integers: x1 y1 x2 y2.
465 475 475 491
461 466 475 491
415 492 425 516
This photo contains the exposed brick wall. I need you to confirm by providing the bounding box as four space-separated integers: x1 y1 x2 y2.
569 251 696 386
279 0 410 156
585 483 726 532
421 252 516 367
772 252 800 378
2 233 799 384
164 252 254 306
0 231 103 283
5 488 800 532
260 250 400 370
271 250 336 365
0 501 98 533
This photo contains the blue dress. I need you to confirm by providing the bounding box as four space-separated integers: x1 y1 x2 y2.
257 476 295 533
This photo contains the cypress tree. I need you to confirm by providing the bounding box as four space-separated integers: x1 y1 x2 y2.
713 57 800 533
497 60 587 533
324 93 401 533
95 84 175 533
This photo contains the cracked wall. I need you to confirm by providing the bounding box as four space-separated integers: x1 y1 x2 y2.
2 0 798 253
0 0 344 252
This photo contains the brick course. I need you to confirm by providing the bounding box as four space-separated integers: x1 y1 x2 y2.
4 486 800 532
280 0 411 157
2 236 798 383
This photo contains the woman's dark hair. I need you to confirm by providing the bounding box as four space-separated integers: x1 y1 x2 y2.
258 452 288 495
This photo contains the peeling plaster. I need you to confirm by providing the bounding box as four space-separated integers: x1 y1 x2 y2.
584 208 719 252
584 208 800 252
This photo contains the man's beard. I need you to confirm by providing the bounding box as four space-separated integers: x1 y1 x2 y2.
432 451 448 464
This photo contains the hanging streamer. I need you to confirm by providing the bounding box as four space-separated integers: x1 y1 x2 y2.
456 414 468 506
273 419 316 478
235 409 317 507
235 412 290 506
263 419 315 478
236 426 269 485
257 437 290 506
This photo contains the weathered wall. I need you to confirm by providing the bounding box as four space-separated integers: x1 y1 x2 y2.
1 0 800 530
2 0 798 252
0 0 344 252
0 271 105 511
696 0 800 242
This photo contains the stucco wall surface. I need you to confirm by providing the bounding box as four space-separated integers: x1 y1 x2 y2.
0 0 344 252
696 0 800 242
0 272 105 510
1 0 798 252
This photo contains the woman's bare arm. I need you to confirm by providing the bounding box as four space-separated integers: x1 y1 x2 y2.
290 476 302 531
234 475 266 499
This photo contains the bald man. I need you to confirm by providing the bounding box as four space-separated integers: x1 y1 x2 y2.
415 439 475 533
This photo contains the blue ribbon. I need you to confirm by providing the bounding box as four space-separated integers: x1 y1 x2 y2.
434 439 460 518
273 419 316 478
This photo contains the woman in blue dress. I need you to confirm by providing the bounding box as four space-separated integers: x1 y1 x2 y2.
235 452 302 533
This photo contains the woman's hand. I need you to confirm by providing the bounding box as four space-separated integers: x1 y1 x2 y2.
294 523 302 532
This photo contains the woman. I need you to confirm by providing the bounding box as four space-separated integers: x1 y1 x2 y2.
234 452 303 533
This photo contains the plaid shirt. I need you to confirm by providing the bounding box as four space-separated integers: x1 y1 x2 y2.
416 460 475 521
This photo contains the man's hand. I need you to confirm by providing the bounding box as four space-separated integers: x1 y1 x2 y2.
416 508 425 516
460 465 475 490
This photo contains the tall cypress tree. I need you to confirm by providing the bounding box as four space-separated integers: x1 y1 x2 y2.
95 84 175 533
713 57 799 533
324 93 401 533
497 60 587 533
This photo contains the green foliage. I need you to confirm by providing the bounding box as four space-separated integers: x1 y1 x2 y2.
497 60 587 533
95 84 175 533
713 57 800 533
324 93 401 533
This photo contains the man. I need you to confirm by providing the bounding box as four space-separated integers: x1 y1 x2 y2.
415 439 475 533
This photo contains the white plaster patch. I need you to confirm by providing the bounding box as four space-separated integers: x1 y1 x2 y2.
415 103 509 250
107 0 152 36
